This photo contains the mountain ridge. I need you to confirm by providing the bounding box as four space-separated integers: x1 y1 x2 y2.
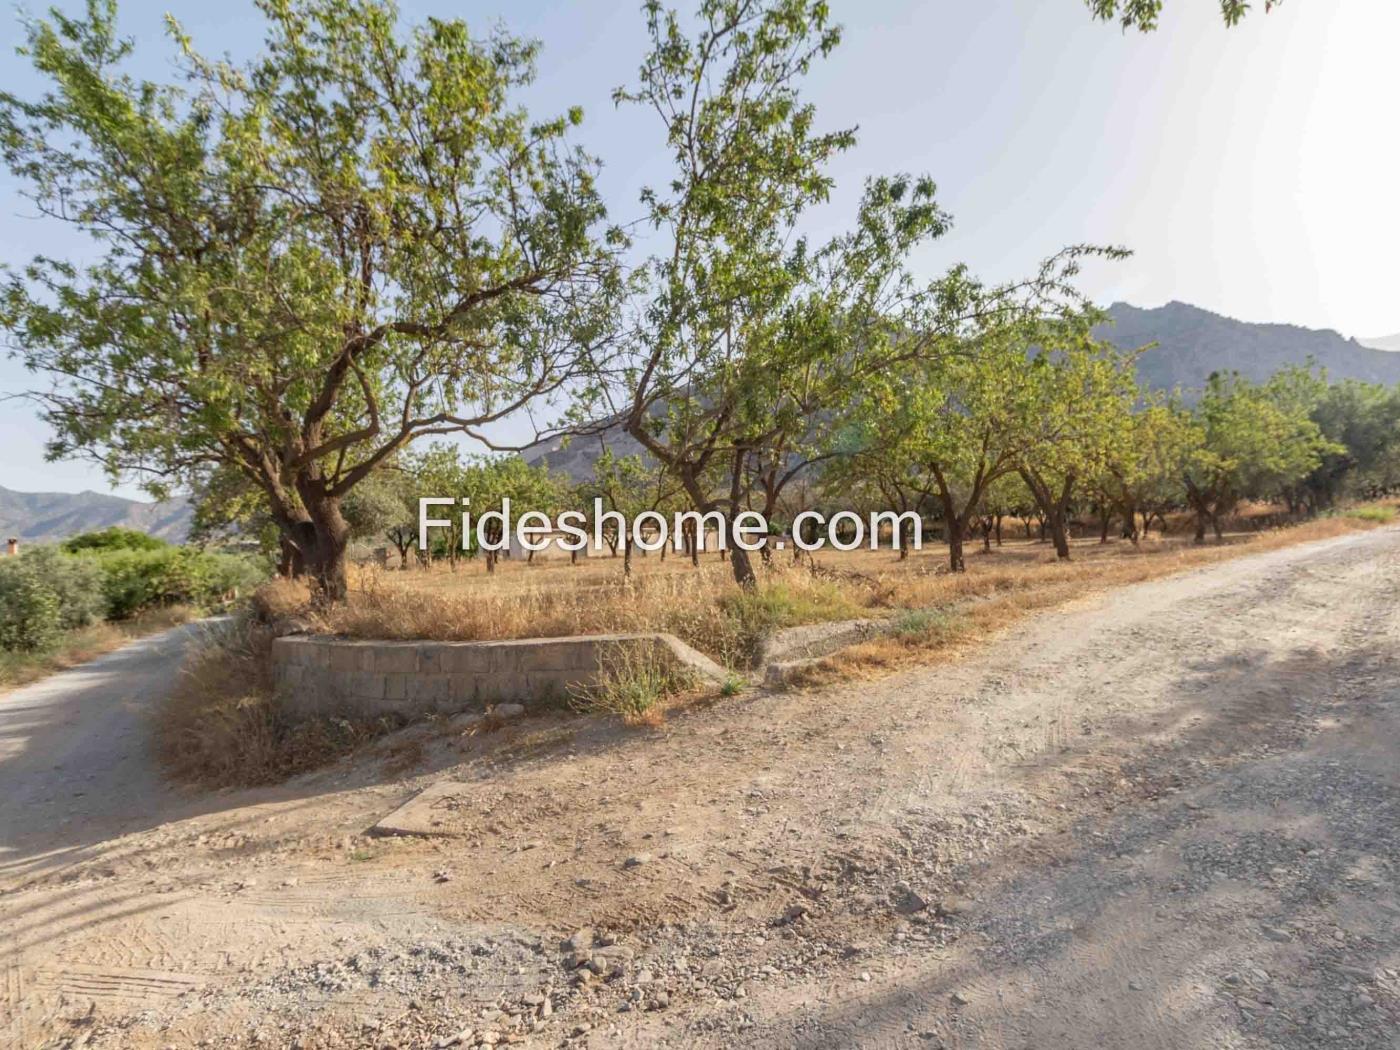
0 484 191 545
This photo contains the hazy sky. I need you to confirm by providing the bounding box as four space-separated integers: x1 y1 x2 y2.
1 0 1395 498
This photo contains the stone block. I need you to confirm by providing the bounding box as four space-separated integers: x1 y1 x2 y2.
369 644 418 674
329 645 367 673
438 645 494 674
490 644 524 674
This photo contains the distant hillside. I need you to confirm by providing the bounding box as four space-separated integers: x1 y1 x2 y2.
1099 301 1400 393
0 485 191 545
521 424 647 484
525 302 1400 483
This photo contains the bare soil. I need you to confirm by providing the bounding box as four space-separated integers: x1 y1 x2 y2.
3 526 1399 1049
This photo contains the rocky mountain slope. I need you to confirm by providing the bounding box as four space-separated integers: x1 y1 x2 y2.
1101 301 1400 392
525 302 1400 482
0 484 191 544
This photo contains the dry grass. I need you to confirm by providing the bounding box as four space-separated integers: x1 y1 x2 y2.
280 506 1393 673
0 605 197 693
251 576 313 621
307 561 864 668
155 616 405 788
567 639 702 725
782 510 1392 689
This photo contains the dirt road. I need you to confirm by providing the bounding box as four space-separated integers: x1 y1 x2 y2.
3 528 1399 1048
0 622 215 883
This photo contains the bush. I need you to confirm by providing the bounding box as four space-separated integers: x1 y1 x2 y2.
1347 504 1396 523
569 640 697 724
61 527 169 554
0 547 106 652
89 547 264 619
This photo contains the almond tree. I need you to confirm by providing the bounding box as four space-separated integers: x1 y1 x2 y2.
608 0 951 587
1182 371 1336 542
0 0 617 599
1091 398 1196 542
1015 336 1138 560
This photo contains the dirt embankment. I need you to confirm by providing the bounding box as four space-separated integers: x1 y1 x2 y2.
3 527 1399 1049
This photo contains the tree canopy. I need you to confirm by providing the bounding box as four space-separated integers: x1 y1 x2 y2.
1 0 619 597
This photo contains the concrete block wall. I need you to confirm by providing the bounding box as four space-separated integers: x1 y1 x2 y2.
271 632 725 720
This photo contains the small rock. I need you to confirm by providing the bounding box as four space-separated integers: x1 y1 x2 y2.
950 991 970 1006
563 929 594 952
624 853 652 869
493 703 526 720
778 903 809 925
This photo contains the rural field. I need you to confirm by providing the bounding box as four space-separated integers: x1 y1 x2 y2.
3 518 1400 1048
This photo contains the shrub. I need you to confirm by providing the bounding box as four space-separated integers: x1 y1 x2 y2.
0 546 106 652
88 547 265 619
570 640 697 724
61 527 169 554
717 579 864 665
1347 504 1396 523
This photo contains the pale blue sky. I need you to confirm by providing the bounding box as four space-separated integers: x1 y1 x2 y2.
2 0 1395 498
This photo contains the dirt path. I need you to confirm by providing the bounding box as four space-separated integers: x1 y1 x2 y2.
0 622 219 884
3 528 1399 1049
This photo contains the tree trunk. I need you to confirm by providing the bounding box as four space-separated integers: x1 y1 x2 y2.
729 543 757 587
1047 509 1071 560
1193 513 1207 544
623 536 633 578
278 535 303 578
947 516 966 572
297 500 350 602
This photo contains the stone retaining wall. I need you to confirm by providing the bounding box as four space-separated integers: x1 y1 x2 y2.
272 633 726 720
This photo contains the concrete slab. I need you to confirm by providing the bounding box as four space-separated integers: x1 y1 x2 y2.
368 781 473 838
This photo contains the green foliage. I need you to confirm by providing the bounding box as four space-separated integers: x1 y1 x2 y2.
1298 381 1400 509
0 0 619 598
1181 370 1339 538
613 0 965 586
1347 504 1396 524
718 579 862 665
1086 0 1281 31
0 547 106 652
88 547 265 620
570 640 696 723
890 609 962 644
61 527 169 554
